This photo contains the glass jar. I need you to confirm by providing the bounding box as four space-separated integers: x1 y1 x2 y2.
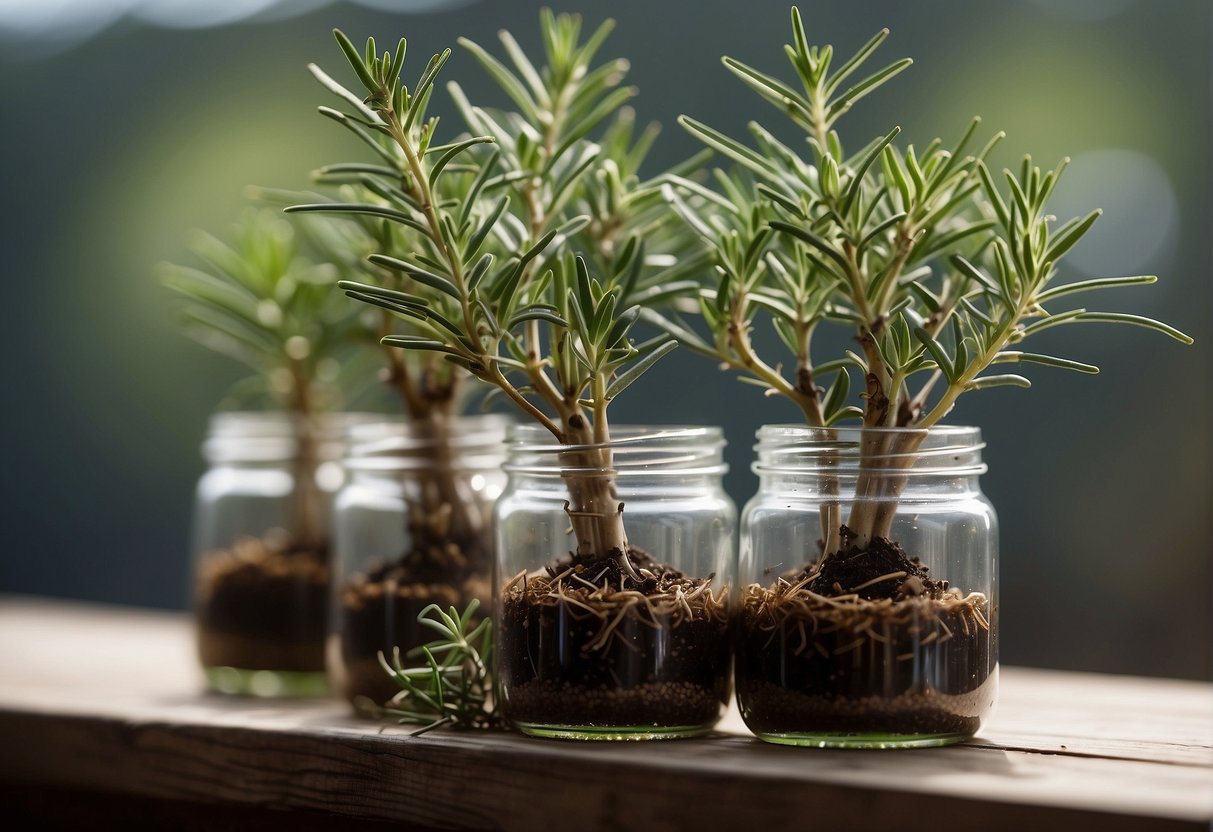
192 411 352 697
736 425 998 748
495 424 736 740
331 414 508 710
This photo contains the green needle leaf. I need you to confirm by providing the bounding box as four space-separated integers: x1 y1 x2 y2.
882 144 913 211
497 29 548 102
721 56 813 122
769 220 851 275
822 368 850 419
466 253 495 292
950 254 1001 294
1044 208 1101 262
826 57 912 120
825 405 864 426
841 125 900 216
678 115 777 179
464 195 511 262
1036 275 1156 304
308 62 380 123
606 339 678 399
338 279 428 308
508 308 570 329
906 280 941 313
368 254 462 300
967 374 1032 390
457 36 540 120
380 335 455 353
430 135 495 182
333 29 379 93
915 326 957 383
994 351 1098 374
639 309 714 356
408 49 453 126
978 161 1009 230
285 202 430 236
1071 312 1194 344
824 27 890 95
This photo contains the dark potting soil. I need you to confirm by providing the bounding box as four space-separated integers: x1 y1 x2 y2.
499 547 731 730
195 536 329 672
796 525 947 601
736 528 996 737
338 551 489 708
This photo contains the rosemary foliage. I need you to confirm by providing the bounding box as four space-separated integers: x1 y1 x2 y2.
161 209 364 412
376 600 499 733
662 8 1191 430
260 182 461 420
295 14 695 565
161 208 366 549
655 7 1192 547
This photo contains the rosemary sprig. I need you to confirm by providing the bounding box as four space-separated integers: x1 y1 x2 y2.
160 208 364 411
375 600 499 733
660 6 1191 433
296 15 687 567
655 6 1192 548
161 208 367 550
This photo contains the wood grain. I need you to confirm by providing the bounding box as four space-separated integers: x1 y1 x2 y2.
0 596 1209 832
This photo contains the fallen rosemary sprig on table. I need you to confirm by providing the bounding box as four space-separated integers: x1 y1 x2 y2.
372 600 499 734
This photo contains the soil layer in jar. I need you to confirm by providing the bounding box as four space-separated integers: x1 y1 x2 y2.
338 536 489 708
736 528 995 738
195 531 329 673
498 547 731 733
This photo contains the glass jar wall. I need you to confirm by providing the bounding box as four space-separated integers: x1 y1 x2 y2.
331 414 508 710
494 425 735 740
736 425 998 748
192 411 350 697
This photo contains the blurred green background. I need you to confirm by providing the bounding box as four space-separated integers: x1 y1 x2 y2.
1 0 1208 679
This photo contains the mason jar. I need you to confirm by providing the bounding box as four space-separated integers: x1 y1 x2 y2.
192 411 352 697
495 424 736 740
330 414 508 710
736 425 998 748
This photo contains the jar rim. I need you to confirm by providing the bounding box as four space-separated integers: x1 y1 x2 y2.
343 413 512 471
507 423 724 453
347 413 511 447
504 424 728 477
756 423 982 439
752 423 986 477
202 410 377 464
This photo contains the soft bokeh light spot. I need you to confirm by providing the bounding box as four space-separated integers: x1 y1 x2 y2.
348 0 477 10
316 461 345 492
132 0 284 28
914 25 1180 170
1049 149 1178 277
0 0 474 57
0 0 125 56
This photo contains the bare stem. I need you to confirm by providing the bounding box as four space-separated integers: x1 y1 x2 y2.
558 414 633 575
285 361 325 553
403 408 489 573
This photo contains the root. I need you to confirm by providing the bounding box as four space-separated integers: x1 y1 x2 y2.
503 552 729 654
742 579 990 659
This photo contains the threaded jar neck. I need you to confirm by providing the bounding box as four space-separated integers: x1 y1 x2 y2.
341 413 510 473
753 425 986 480
504 424 727 479
202 411 366 465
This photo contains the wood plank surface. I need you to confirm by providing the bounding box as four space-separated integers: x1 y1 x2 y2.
0 596 1209 832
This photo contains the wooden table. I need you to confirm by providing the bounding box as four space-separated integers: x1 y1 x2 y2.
0 597 1208 831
